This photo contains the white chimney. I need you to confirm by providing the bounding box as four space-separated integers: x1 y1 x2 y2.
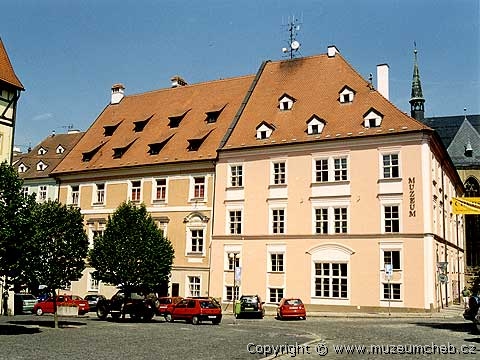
111 83 125 104
327 45 339 58
376 64 389 100
170 75 188 88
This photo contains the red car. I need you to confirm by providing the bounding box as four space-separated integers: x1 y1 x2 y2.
165 297 222 325
276 298 306 320
156 296 183 317
33 295 90 316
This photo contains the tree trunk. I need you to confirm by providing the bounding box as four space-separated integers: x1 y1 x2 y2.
53 289 58 329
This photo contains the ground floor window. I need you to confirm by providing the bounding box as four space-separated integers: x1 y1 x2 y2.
269 288 284 303
225 286 240 301
383 283 401 300
314 262 348 298
188 276 201 297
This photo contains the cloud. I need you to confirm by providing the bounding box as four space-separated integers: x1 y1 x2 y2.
31 113 53 122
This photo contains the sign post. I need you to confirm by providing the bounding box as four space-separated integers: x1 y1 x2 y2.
385 264 393 316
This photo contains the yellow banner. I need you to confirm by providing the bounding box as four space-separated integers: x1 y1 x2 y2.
452 197 480 215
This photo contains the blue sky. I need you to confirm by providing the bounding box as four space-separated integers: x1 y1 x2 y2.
1 0 479 151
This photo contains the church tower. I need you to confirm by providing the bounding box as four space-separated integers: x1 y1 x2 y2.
0 37 24 164
409 45 425 121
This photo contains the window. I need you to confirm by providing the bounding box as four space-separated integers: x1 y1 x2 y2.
315 208 328 234
334 157 348 181
229 210 242 234
22 186 29 197
36 161 48 171
383 283 401 300
225 286 240 301
37 147 47 155
315 159 329 182
256 123 274 140
270 253 284 272
307 115 325 135
314 262 348 298
383 154 399 178
190 229 204 253
155 178 167 201
38 185 47 202
384 205 400 233
278 94 295 111
95 184 105 204
334 208 347 233
193 177 205 199
272 209 285 234
56 145 65 154
88 272 99 292
230 165 243 187
71 185 79 205
131 180 141 202
18 163 27 173
273 162 286 185
269 288 284 303
384 250 401 270
339 86 355 103
363 108 383 128
228 254 240 271
188 276 201 297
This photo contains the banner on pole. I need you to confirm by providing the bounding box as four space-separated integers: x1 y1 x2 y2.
451 197 480 215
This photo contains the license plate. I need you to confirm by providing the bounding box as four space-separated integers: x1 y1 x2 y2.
290 307 298 310
208 316 216 319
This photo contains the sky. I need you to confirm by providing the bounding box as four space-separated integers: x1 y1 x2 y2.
1 0 479 152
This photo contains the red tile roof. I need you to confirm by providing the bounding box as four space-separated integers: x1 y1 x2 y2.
0 38 24 90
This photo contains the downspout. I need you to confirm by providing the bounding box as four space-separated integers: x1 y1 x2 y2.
456 214 461 304
9 89 21 165
441 165 448 307
207 161 215 297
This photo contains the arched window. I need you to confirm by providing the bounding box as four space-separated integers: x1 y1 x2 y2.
464 176 480 267
464 177 480 197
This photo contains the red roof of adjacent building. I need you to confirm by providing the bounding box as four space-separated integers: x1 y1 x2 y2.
0 38 24 90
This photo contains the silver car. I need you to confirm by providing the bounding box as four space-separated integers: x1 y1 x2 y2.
14 293 38 314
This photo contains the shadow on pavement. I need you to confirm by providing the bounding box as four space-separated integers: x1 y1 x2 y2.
413 321 477 334
8 319 87 329
0 324 41 335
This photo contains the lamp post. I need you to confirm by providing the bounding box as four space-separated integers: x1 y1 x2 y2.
228 252 240 321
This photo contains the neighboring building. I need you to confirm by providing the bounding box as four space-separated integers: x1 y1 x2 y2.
422 113 480 274
0 37 24 164
51 76 254 298
210 46 465 312
13 130 84 202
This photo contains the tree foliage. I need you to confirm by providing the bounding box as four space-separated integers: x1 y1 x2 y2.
89 201 174 294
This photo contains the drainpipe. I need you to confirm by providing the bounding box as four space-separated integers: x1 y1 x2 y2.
441 166 448 307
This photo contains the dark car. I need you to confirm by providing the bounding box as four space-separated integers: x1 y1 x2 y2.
96 290 158 321
276 298 307 320
165 297 222 325
236 295 265 319
463 294 480 333
84 294 106 313
14 293 37 314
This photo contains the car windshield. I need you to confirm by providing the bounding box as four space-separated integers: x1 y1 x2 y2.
19 294 36 300
285 299 302 306
241 296 258 304
159 298 172 304
200 301 219 309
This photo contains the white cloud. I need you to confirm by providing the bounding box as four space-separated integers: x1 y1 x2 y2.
32 113 53 122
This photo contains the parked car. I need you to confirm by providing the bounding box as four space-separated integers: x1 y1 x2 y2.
14 293 37 314
96 290 158 321
84 294 106 313
156 296 183 317
236 295 265 318
276 298 307 320
165 297 222 325
463 294 480 331
33 295 90 315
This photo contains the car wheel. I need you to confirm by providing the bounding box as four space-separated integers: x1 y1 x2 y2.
165 313 173 323
143 311 154 321
36 308 43 316
96 306 108 320
276 312 282 320
192 315 200 325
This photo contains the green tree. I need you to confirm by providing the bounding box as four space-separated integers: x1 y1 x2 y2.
89 201 174 297
0 161 36 296
23 200 89 327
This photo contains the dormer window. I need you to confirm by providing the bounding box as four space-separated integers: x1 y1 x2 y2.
82 142 107 162
37 147 47 155
205 104 226 124
278 94 295 111
18 163 28 173
36 161 48 171
256 122 275 140
112 139 136 159
363 108 383 128
168 109 191 128
104 121 122 136
133 115 153 132
465 141 473 157
187 130 213 151
339 86 355 103
306 115 326 135
56 145 65 154
148 134 174 155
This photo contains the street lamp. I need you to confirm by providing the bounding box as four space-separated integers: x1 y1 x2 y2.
228 252 240 320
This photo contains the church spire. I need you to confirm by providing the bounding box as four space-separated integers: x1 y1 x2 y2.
409 43 425 121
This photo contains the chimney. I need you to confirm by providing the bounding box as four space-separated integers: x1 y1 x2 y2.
170 75 188 88
111 83 125 104
376 64 389 100
327 45 339 58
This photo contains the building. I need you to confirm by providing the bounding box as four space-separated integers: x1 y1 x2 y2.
0 37 24 164
51 76 254 298
210 46 465 312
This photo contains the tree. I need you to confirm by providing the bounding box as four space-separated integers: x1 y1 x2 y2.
23 200 89 327
89 201 174 298
0 161 36 297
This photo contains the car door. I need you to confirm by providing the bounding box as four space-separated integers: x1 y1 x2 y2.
186 299 197 320
173 299 188 319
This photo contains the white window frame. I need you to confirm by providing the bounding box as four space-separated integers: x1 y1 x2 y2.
256 124 273 140
312 154 350 183
70 185 79 206
314 262 349 299
18 163 27 173
190 175 206 201
333 157 348 181
271 161 287 185
268 288 284 303
339 87 355 103
229 164 243 187
269 253 285 272
22 186 29 197
384 205 400 233
333 207 348 234
225 285 240 302
364 110 383 128
94 183 105 205
87 272 99 292
314 207 329 234
307 116 325 135
38 185 47 202
130 180 142 202
37 147 47 155
271 208 286 234
228 209 243 235
187 276 201 297
153 177 168 202
314 158 329 182
36 161 48 171
278 95 294 111
381 152 400 179
224 245 241 271
56 145 65 154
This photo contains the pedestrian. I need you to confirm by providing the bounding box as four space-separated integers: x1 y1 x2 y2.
462 286 471 308
2 291 8 316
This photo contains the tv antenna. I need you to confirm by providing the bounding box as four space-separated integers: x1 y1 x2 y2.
62 124 74 132
282 15 302 59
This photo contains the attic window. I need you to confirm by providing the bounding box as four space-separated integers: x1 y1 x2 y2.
133 115 153 132
187 130 214 151
363 108 383 128
339 86 355 103
278 94 295 111
168 109 191 128
56 145 65 154
104 121 122 136
82 143 106 162
18 163 28 173
205 105 226 124
112 139 137 159
256 122 274 140
36 161 48 171
465 141 473 157
38 147 47 155
148 134 175 155
306 115 326 135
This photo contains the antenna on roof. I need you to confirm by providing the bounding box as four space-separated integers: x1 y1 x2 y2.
281 14 302 59
62 124 74 132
